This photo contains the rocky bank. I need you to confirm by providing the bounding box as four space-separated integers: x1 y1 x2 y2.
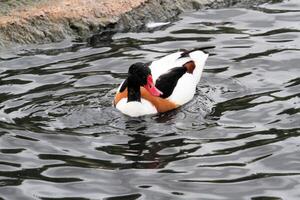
0 0 278 47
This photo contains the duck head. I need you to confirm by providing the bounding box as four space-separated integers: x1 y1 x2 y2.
128 63 162 97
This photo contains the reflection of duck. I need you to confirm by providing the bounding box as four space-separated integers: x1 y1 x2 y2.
114 49 208 117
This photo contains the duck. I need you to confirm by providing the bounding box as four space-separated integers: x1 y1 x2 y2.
113 49 209 117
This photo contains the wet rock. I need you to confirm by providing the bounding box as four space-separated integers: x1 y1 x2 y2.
0 0 280 48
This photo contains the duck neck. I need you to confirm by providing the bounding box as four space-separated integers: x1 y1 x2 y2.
127 75 141 102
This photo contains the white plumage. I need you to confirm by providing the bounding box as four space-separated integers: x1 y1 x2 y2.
114 50 209 117
149 50 208 105
116 98 157 117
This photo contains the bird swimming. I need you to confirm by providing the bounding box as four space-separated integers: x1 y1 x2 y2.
114 49 208 117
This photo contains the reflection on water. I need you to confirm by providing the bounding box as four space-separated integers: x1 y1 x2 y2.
0 0 300 199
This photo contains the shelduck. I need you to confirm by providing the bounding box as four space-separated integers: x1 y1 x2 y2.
113 49 208 117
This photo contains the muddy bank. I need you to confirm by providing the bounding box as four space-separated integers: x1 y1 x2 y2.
0 0 278 47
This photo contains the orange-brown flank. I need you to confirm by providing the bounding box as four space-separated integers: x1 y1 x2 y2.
114 88 178 113
183 61 196 74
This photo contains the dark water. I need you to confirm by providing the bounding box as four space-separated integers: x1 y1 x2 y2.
0 0 300 199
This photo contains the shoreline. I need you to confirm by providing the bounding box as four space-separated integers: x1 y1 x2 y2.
0 0 277 48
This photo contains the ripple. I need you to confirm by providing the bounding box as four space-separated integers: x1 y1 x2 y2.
0 1 300 200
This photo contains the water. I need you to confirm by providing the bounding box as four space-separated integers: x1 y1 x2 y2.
0 0 300 199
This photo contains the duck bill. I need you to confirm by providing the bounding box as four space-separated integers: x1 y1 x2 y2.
145 75 163 97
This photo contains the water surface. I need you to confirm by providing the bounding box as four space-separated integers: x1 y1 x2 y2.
0 0 300 199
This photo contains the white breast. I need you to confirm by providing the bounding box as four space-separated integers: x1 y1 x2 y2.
116 98 157 117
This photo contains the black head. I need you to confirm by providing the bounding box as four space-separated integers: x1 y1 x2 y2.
128 62 151 86
127 62 162 97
